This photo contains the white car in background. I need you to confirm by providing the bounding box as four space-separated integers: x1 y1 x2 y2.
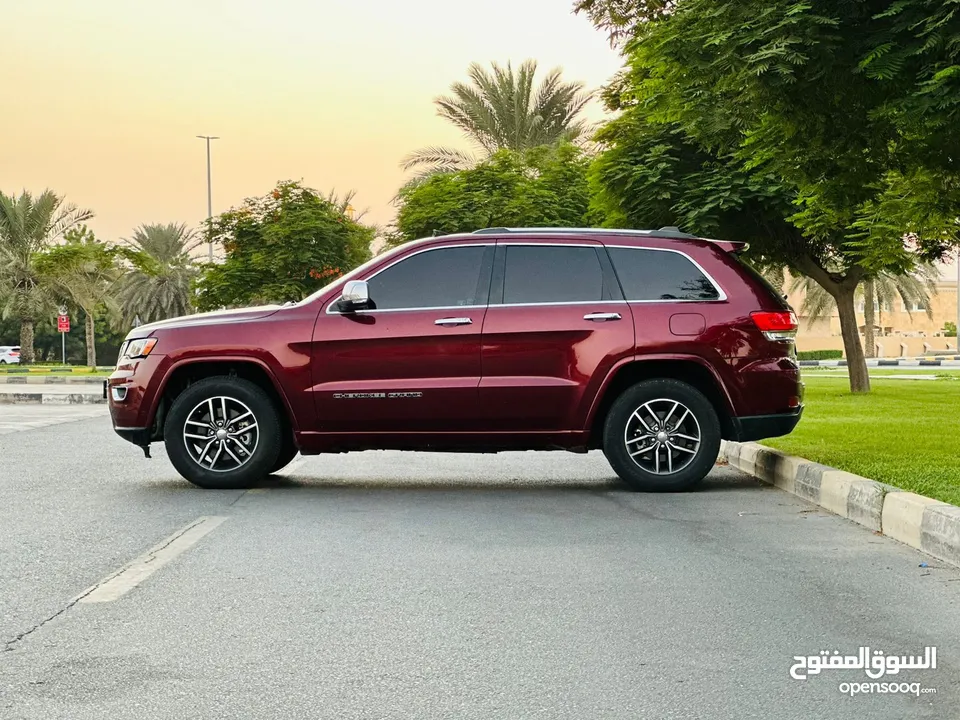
0 346 21 364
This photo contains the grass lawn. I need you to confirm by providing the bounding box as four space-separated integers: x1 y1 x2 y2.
763 375 960 506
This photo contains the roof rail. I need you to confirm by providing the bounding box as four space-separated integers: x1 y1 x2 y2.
471 226 700 240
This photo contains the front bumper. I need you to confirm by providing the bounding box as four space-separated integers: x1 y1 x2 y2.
732 407 803 442
114 426 153 447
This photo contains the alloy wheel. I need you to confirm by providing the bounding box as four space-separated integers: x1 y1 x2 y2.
182 396 260 472
623 398 701 475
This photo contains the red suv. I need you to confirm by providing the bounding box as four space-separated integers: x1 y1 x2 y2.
108 227 802 491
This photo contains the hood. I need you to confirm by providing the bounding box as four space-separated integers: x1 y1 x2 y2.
126 305 283 338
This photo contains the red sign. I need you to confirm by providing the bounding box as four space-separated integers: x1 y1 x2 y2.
57 314 70 333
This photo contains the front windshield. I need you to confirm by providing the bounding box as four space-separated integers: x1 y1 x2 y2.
295 239 422 307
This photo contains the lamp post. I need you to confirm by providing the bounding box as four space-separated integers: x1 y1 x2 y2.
196 135 219 261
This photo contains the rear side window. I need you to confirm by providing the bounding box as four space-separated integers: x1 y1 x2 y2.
607 247 721 301
501 245 605 304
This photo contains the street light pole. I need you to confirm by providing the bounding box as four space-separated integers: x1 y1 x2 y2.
196 135 219 261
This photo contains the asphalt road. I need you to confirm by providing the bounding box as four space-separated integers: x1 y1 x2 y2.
1 407 959 719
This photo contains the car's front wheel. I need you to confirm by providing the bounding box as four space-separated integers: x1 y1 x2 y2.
603 379 721 492
164 376 282 489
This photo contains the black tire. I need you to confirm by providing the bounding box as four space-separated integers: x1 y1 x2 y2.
603 379 721 492
271 433 299 474
164 376 282 489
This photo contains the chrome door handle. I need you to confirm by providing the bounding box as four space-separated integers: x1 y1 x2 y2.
583 312 622 322
435 317 473 326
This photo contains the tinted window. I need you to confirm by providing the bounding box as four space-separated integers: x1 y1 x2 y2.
366 246 486 310
502 246 603 304
608 248 720 301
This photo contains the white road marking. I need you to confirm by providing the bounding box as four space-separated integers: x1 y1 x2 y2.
78 516 228 603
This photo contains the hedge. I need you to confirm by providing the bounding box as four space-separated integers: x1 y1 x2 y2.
796 349 844 361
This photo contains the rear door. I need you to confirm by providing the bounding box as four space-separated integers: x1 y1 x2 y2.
479 240 635 431
312 243 494 432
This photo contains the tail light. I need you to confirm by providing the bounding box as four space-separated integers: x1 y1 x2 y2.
10 351 19 357
751 311 798 342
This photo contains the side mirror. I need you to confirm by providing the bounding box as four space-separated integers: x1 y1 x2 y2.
339 280 370 312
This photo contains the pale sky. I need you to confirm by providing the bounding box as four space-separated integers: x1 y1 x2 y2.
2 0 623 242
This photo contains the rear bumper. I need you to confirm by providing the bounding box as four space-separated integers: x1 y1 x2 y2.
732 408 803 442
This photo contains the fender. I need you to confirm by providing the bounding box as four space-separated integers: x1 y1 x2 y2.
582 353 737 432
147 354 300 433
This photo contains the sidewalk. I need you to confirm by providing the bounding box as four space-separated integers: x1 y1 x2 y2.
0 384 105 404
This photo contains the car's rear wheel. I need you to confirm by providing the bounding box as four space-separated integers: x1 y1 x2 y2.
164 376 282 489
603 379 720 492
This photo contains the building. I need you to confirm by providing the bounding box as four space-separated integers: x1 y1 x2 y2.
788 274 958 357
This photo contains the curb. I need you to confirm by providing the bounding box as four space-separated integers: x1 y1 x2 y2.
0 376 106 385
799 358 960 367
0 392 105 405
723 441 960 567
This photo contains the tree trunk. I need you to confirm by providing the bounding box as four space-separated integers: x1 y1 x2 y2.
18 320 35 365
84 311 97 368
835 287 870 393
863 277 876 359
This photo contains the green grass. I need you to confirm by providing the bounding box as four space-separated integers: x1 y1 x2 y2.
763 375 960 506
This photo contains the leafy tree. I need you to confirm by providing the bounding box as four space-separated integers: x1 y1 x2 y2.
395 144 594 242
585 1 960 392
34 226 121 367
196 181 374 311
0 190 93 364
117 223 200 326
401 60 592 183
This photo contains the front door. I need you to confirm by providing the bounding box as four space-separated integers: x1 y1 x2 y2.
479 241 635 431
311 243 494 433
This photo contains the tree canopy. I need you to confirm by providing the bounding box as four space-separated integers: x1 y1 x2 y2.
196 181 374 311
584 0 960 392
395 144 595 242
401 60 592 182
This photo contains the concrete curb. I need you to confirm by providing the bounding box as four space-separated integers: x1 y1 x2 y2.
0 392 105 405
0 376 106 385
722 441 960 567
799 358 960 367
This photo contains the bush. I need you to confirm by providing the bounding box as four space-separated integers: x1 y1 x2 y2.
797 349 843 361
944 321 957 338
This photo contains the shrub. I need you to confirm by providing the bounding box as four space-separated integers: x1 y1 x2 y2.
797 349 843 361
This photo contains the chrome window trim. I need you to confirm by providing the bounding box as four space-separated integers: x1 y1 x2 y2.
604 244 728 303
324 241 727 314
489 300 628 309
325 243 491 314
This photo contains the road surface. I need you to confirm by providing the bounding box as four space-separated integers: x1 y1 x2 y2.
1 407 957 719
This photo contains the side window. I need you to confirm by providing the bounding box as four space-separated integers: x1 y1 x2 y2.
608 247 721 301
366 246 487 310
501 246 605 304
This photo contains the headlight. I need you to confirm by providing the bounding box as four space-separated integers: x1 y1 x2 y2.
123 338 158 359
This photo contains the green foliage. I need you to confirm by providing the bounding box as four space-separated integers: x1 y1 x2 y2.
945 321 958 337
0 190 93 363
394 144 594 242
195 181 374 311
401 60 592 184
796 350 844 361
116 223 200 326
586 0 960 391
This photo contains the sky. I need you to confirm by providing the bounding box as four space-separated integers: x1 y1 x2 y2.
2 0 623 243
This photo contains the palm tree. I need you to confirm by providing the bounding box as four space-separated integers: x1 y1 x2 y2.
401 60 592 183
117 224 200 326
35 227 120 367
0 190 93 364
789 264 940 358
